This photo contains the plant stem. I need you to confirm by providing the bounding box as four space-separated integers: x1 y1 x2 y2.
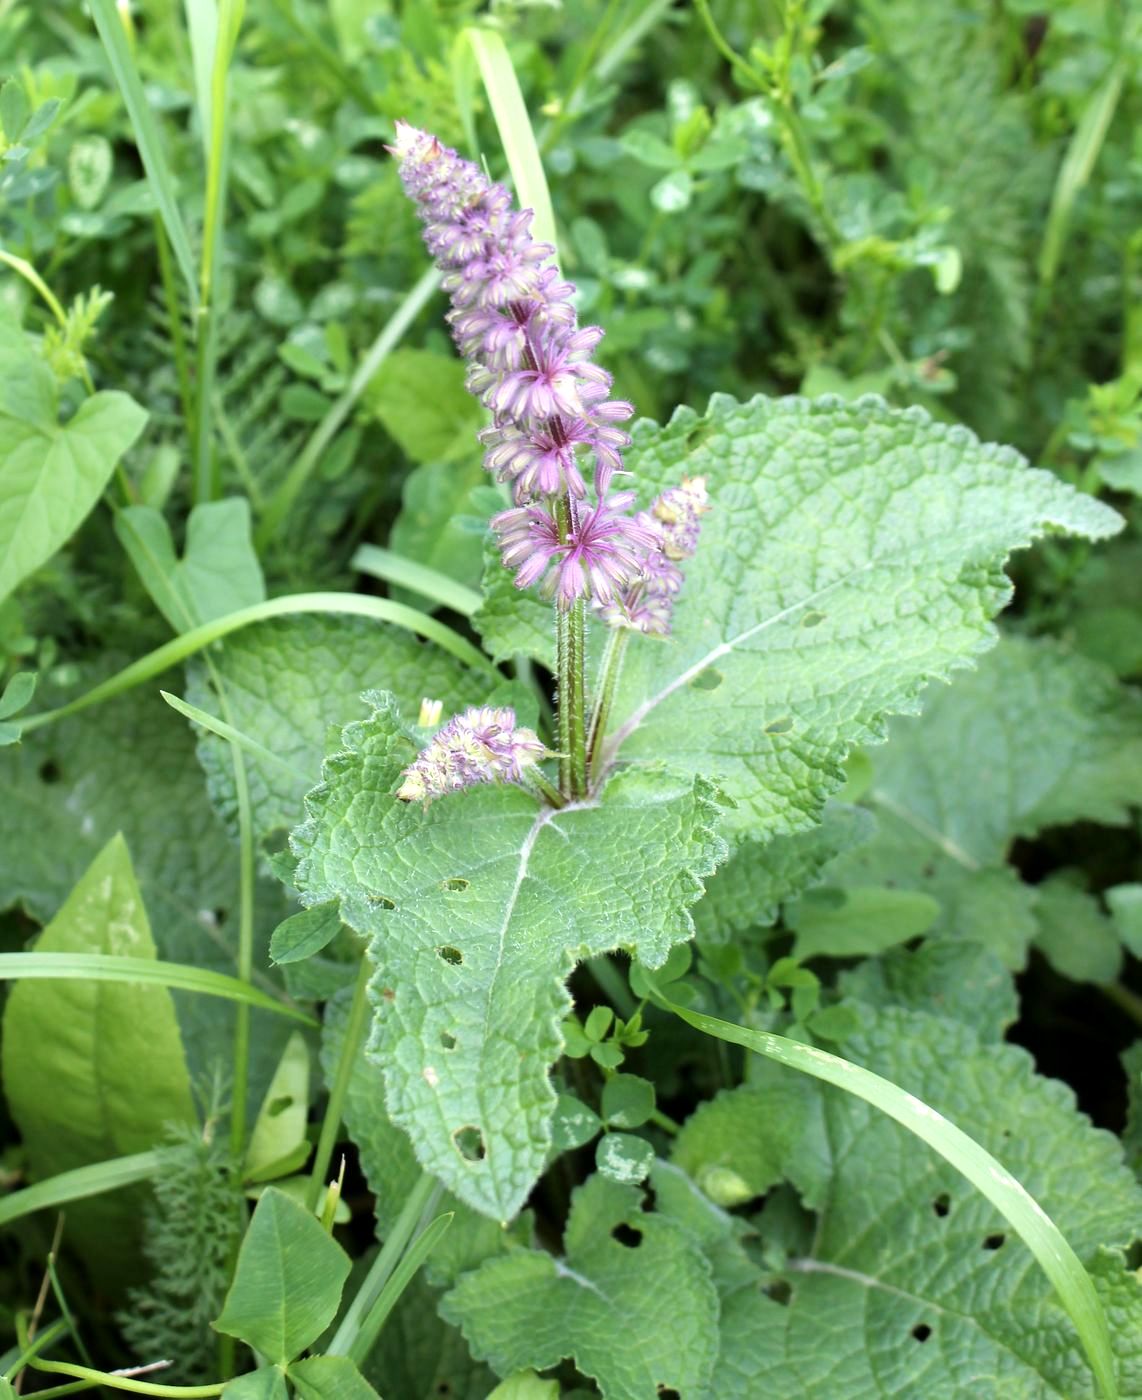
347 1210 453 1366
153 215 195 440
24 1360 224 1398
326 1173 441 1357
553 495 588 799
526 766 567 809
308 953 373 1210
586 626 629 788
1100 980 1142 1027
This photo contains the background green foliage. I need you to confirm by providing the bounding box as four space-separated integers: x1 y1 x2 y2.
0 0 1140 1397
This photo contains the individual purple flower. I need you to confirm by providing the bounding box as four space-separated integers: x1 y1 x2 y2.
389 121 634 507
599 477 711 635
397 705 546 805
492 493 659 610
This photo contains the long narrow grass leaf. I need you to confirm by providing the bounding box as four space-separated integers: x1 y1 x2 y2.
160 690 308 778
88 0 198 301
348 1212 454 1365
1038 60 1125 294
352 545 481 617
465 27 557 250
21 591 496 734
0 954 316 1026
0 1151 161 1228
655 989 1118 1400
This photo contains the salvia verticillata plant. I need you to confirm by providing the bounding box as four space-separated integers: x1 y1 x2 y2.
391 121 714 804
4 10 1142 1400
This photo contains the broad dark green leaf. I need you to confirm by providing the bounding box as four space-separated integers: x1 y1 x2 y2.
214 1187 351 1364
116 498 266 633
1 835 195 1274
0 317 146 603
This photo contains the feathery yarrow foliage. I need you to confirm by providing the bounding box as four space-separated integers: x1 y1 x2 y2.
119 1124 244 1382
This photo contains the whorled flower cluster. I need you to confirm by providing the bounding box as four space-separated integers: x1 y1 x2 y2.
390 122 654 609
599 476 711 635
396 705 545 804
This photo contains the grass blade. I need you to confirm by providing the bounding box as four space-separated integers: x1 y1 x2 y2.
0 1151 161 1228
465 27 557 251
0 954 316 1026
352 545 481 617
348 1211 454 1365
88 0 197 303
1038 60 1125 296
656 989 1118 1400
21 590 497 734
160 690 308 778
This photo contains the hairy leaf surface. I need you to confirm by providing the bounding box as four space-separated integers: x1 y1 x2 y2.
831 636 1142 965
604 395 1121 842
187 615 477 846
442 1175 719 1399
676 1004 1142 1397
293 692 725 1219
693 803 874 942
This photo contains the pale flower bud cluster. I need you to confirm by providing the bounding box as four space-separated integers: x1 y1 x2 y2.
599 476 711 636
396 705 546 804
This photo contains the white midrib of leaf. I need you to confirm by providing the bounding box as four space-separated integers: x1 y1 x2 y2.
603 565 872 759
475 801 557 1201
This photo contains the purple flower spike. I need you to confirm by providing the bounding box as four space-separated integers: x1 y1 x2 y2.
390 122 634 507
397 705 546 804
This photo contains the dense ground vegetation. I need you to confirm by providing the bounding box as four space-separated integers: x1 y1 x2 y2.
1 1 1141 1397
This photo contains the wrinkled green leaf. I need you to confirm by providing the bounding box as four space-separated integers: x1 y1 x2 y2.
605 395 1121 843
838 942 1017 1041
186 614 478 847
679 1004 1142 1397
472 533 556 669
293 691 725 1219
693 803 874 942
831 636 1142 965
443 1175 719 1398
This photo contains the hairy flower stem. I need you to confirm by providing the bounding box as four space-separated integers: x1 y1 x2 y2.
586 626 630 788
555 494 588 799
526 765 568 809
